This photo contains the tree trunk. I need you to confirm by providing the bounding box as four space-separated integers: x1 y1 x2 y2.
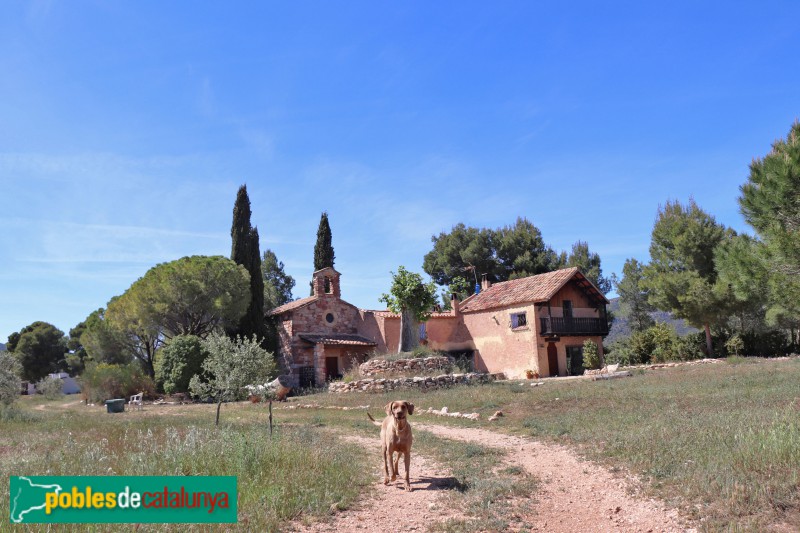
215 400 223 426
398 309 417 353
704 324 713 356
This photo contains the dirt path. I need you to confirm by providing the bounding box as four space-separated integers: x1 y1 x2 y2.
417 424 691 533
291 424 691 532
34 399 84 411
291 434 463 532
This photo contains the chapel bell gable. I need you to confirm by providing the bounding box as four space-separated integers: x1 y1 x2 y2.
312 267 341 298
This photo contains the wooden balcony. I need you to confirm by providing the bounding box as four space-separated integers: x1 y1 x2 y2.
539 316 609 336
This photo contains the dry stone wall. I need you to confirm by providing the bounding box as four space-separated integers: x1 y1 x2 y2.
358 356 453 377
328 372 493 393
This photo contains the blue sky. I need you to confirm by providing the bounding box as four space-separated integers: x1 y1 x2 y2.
1 1 798 342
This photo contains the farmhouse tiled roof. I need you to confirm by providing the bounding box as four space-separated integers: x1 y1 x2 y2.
298 333 377 346
267 296 318 316
458 267 609 313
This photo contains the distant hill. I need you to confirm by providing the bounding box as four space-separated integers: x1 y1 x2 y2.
605 297 697 345
0 342 6 351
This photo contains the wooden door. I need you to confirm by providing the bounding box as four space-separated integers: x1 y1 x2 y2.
325 357 339 381
547 343 559 377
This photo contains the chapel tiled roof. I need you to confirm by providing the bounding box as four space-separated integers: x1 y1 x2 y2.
363 310 456 319
267 296 318 316
458 267 609 313
298 333 377 346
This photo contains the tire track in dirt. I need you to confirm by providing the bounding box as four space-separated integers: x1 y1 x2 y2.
290 434 464 532
416 424 693 533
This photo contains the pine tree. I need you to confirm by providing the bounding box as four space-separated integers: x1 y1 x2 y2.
564 240 611 294
740 121 800 278
642 199 730 354
613 258 654 333
230 185 266 342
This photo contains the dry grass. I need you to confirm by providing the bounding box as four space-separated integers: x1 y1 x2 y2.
0 397 368 532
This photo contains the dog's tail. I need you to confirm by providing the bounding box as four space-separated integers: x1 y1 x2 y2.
366 412 382 426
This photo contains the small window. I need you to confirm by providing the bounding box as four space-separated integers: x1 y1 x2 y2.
325 313 334 324
563 300 573 318
324 278 332 294
511 312 527 328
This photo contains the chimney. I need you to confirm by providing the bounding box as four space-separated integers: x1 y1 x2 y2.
481 273 491 291
450 293 460 315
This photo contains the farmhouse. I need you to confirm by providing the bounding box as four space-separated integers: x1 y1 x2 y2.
268 266 609 387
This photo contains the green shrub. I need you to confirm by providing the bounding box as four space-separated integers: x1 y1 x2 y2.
0 352 21 407
672 332 707 360
725 334 745 357
741 330 792 356
79 363 155 403
582 339 600 370
35 376 64 400
607 322 706 365
155 335 209 394
649 322 677 363
411 345 440 358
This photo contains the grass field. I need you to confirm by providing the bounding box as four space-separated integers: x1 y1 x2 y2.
293 356 800 531
2 356 799 531
0 397 367 532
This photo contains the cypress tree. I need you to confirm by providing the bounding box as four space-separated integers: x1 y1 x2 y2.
231 185 251 265
230 185 266 342
311 212 335 295
314 212 335 270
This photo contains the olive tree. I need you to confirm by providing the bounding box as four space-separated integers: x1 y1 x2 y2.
189 333 276 425
0 351 21 407
380 266 438 352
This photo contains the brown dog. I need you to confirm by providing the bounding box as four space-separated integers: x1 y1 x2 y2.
368 400 414 491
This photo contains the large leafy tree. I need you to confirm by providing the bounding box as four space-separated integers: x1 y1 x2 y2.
262 249 295 312
713 234 783 334
106 256 250 377
423 223 495 292
496 218 562 280
230 185 266 341
65 320 91 374
80 307 132 366
612 258 654 333
10 322 68 382
424 218 561 295
564 241 612 294
380 266 438 352
642 199 730 354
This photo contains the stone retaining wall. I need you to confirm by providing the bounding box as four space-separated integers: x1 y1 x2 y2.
358 356 453 377
328 372 493 393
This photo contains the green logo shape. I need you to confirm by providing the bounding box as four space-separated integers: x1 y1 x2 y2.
9 476 237 523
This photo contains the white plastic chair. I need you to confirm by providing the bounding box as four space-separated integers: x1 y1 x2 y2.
128 392 143 411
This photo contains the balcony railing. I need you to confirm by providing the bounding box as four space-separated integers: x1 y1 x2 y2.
540 316 609 336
